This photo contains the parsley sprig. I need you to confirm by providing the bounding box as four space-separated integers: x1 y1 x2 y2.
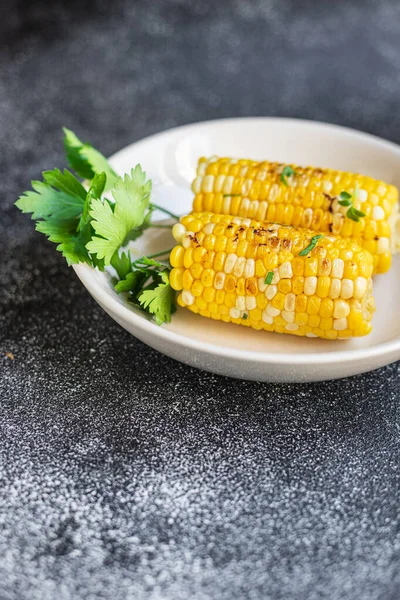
338 185 366 222
15 128 178 325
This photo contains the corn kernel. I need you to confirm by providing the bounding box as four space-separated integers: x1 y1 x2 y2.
170 267 184 290
307 296 321 315
201 269 215 287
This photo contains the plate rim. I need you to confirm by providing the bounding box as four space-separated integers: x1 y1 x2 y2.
74 116 400 367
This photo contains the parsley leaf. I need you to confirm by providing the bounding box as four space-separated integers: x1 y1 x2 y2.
63 127 118 190
115 270 149 294
347 206 366 222
138 270 176 325
338 185 366 222
30 172 106 267
86 165 152 265
16 169 86 220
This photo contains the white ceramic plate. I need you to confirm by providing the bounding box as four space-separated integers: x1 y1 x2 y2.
74 117 400 382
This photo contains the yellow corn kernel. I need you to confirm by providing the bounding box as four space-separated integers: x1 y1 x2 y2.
195 297 207 310
201 269 215 287
184 248 194 269
292 257 304 276
255 259 267 277
182 270 194 289
320 298 334 319
272 292 285 311
278 279 292 294
215 236 228 252
214 252 226 272
295 294 308 313
190 262 203 279
320 317 333 331
292 277 304 295
305 257 318 277
308 314 321 328
170 267 184 290
170 246 185 268
204 287 216 303
307 296 321 315
295 312 308 326
225 292 236 308
316 276 331 298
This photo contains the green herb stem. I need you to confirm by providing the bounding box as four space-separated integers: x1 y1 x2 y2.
149 203 180 221
138 248 174 261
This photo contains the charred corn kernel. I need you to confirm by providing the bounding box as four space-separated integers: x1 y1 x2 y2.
171 212 375 338
192 157 399 273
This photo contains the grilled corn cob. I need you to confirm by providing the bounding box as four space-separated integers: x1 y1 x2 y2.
170 212 375 339
191 157 399 274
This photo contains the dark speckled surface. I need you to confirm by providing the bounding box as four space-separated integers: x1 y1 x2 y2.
1 1 400 599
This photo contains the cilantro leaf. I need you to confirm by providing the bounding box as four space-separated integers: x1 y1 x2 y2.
35 219 91 266
122 208 154 244
138 270 176 325
111 250 132 281
16 169 86 220
78 172 106 232
115 270 148 294
86 165 152 265
63 127 118 190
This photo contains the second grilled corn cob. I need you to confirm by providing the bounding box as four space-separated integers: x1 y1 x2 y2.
170 212 375 339
191 157 399 274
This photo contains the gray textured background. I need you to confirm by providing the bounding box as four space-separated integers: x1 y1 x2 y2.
1 1 400 599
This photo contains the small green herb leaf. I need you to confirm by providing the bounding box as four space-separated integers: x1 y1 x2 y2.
265 271 274 285
299 234 324 256
223 193 242 197
138 270 176 325
242 313 248 320
339 191 352 202
115 270 148 294
86 165 152 265
63 128 118 190
280 166 297 186
16 169 86 221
